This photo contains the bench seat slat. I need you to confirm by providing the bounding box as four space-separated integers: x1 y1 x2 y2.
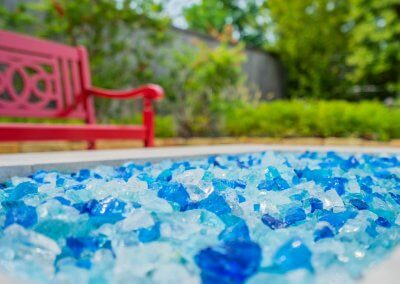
0 123 146 141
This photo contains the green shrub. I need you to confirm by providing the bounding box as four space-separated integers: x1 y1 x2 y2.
224 100 400 141
111 115 176 138
156 42 246 137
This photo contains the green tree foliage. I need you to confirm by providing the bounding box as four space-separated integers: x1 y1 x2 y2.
0 0 170 89
185 0 400 100
346 0 400 98
184 0 269 48
268 0 350 99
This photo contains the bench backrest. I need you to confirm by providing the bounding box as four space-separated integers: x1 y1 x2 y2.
0 30 94 121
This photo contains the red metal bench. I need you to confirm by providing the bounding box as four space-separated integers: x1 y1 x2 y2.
0 30 164 149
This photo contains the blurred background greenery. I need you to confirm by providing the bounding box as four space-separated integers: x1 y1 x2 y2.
0 0 399 141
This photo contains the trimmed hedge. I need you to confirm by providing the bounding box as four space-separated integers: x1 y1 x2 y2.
1 101 399 140
223 100 400 141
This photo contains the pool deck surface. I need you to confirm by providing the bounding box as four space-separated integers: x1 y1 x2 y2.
0 144 399 283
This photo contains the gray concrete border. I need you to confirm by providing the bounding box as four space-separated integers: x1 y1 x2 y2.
360 248 400 284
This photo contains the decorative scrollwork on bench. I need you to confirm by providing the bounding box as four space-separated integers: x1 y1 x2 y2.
0 50 61 115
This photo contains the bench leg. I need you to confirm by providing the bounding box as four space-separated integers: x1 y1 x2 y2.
143 99 154 147
87 141 96 150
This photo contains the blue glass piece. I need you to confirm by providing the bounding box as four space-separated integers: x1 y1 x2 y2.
202 171 213 182
253 204 260 212
56 176 65 187
350 199 369 210
116 166 134 181
299 151 318 159
237 195 246 203
257 177 289 191
227 155 237 161
314 226 334 241
157 182 190 211
213 179 246 191
373 170 393 179
81 196 126 224
319 151 343 167
1 201 16 209
54 196 71 206
261 214 286 230
274 177 290 190
195 240 261 284
219 216 250 242
8 182 38 201
156 169 173 182
373 192 385 200
3 201 37 228
234 179 246 189
357 175 373 187
213 179 233 191
76 258 91 269
309 198 323 213
341 156 359 170
68 184 86 191
170 161 195 171
369 156 398 169
366 222 378 237
257 179 271 190
290 191 307 201
138 222 161 243
324 177 348 195
66 235 112 258
360 185 372 194
72 202 84 212
30 170 48 184
284 207 306 226
294 169 304 179
284 159 292 167
0 183 7 189
185 162 196 170
208 156 227 169
131 202 142 209
194 192 231 216
132 163 145 171
271 238 313 273
75 169 91 182
247 156 257 167
357 176 373 194
303 168 332 183
148 182 163 192
292 175 301 185
389 193 400 205
318 211 357 231
375 217 391 228
265 166 281 180
236 159 248 169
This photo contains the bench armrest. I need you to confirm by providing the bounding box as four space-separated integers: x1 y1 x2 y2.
86 84 164 100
